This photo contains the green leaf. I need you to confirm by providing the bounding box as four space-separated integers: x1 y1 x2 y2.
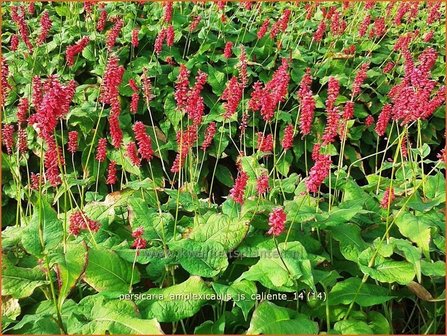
139 276 214 322
358 248 415 285
395 212 431 257
329 277 395 307
240 156 261 179
239 242 315 292
84 247 140 293
11 314 61 334
195 314 225 334
315 202 363 228
1 296 21 328
55 5 70 16
330 223 368 262
334 319 373 334
110 150 141 176
247 301 318 334
1 259 48 299
391 239 422 283
52 242 88 307
188 213 249 252
164 96 182 129
21 199 64 256
424 172 445 202
207 64 226 95
421 260 446 277
216 164 234 187
368 311 391 334
81 44 95 62
77 297 163 335
170 239 229 277
276 150 293 177
128 197 174 241
212 280 257 320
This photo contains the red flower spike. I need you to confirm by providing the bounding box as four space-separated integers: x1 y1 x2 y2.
282 124 294 150
238 45 248 87
106 17 124 51
257 19 270 39
131 28 139 47
222 77 243 119
37 10 52 45
352 63 369 97
68 131 78 153
257 133 273 153
380 187 395 209
10 34 19 51
343 101 354 120
229 170 248 205
202 122 217 151
314 20 326 41
267 207 286 236
174 64 190 110
109 114 123 149
306 151 332 194
2 124 15 155
133 121 154 161
97 5 107 32
365 115 375 127
66 37 90 66
163 2 173 23
18 128 28 154
126 141 141 167
256 173 270 195
154 28 166 55
95 138 108 162
166 25 175 47
375 104 392 137
223 41 233 59
69 210 100 236
106 161 117 185
383 61 394 74
17 98 29 124
189 15 201 32
30 173 41 190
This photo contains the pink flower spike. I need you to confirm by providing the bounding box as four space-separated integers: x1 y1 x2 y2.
267 207 286 236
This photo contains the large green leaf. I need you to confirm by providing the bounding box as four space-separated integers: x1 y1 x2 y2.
330 223 368 262
207 64 225 95
247 301 318 334
78 298 163 334
329 277 395 307
169 239 228 277
188 212 249 252
395 212 432 257
334 319 374 334
139 276 214 322
52 242 88 307
212 280 257 320
1 259 48 299
21 199 64 256
215 164 234 187
421 260 445 277
195 314 225 334
1 296 21 328
128 197 174 241
358 248 415 285
315 202 364 228
84 247 140 293
241 241 315 292
11 314 61 334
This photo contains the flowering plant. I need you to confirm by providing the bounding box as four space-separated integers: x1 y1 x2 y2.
1 1 446 335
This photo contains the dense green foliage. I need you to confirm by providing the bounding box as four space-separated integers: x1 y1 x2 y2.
1 1 446 334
